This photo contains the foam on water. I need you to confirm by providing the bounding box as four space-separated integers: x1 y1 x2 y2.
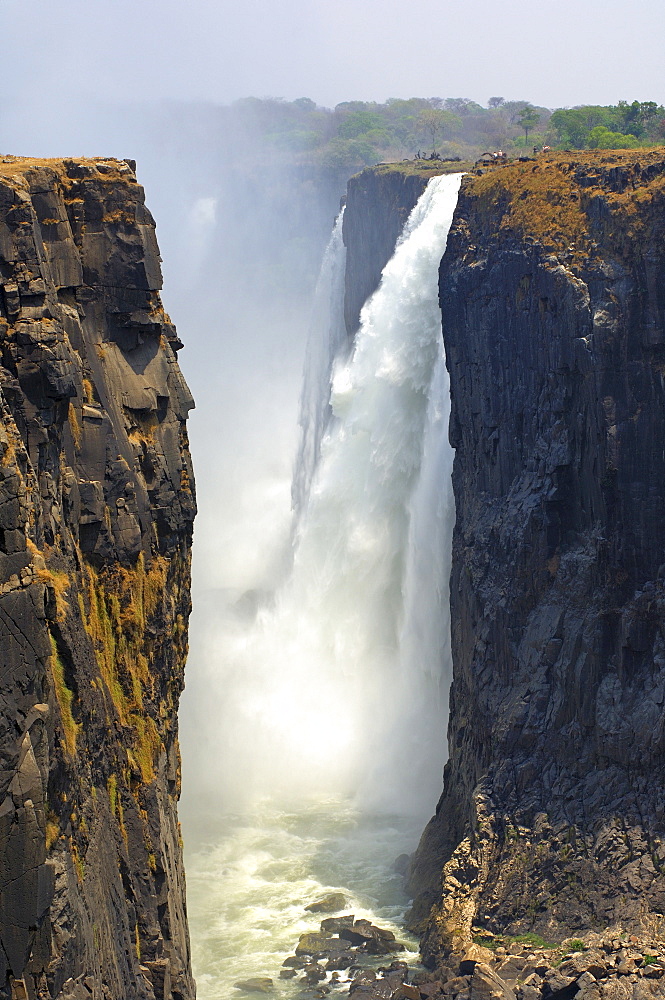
186 802 421 999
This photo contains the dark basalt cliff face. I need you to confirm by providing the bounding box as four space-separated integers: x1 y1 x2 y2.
0 157 195 1000
407 149 665 963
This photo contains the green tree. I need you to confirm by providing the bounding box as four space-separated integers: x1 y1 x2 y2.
549 106 623 147
516 105 541 146
417 108 461 154
337 108 386 139
444 97 484 116
618 100 663 137
587 126 641 149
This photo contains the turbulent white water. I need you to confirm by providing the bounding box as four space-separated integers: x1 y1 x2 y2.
186 803 422 1000
184 172 462 998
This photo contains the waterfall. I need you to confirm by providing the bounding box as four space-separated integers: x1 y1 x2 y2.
292 208 348 521
185 172 462 999
213 172 462 811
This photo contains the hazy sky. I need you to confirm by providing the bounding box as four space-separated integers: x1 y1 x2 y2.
2 0 663 111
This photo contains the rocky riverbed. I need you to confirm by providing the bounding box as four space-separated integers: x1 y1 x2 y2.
235 917 665 1000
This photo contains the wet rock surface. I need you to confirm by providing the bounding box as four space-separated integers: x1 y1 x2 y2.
0 157 195 999
234 978 276 994
307 895 351 914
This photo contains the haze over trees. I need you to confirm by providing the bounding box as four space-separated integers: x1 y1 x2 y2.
215 96 665 170
416 107 462 155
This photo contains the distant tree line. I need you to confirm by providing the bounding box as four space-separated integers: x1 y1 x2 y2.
215 96 665 170
549 101 665 149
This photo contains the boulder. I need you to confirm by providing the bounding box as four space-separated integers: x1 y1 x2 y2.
543 969 576 995
516 987 541 1000
444 976 472 994
494 957 526 985
283 956 306 968
460 944 497 974
341 919 403 954
419 983 445 998
233 979 274 994
303 963 326 983
325 952 355 971
305 893 349 913
349 976 394 999
321 914 355 933
296 932 349 958
560 954 608 979
350 970 377 990
470 963 515 1000
395 985 420 1000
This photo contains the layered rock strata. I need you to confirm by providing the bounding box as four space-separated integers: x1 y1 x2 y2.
408 150 665 963
0 157 195 1000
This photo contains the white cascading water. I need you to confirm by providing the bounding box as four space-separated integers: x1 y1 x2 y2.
185 173 462 999
291 208 348 521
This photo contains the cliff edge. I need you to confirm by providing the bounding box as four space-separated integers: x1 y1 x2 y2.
0 157 195 1000
408 149 665 963
342 161 471 335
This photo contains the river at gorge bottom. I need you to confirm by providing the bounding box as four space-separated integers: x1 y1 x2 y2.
184 800 424 999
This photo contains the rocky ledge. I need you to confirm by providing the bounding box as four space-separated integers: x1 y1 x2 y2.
0 157 195 999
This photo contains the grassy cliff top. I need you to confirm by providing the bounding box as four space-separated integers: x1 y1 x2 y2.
369 158 476 178
364 149 665 257
0 155 137 189
459 146 665 255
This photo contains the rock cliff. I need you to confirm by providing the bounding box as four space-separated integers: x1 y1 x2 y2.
0 157 195 1000
407 149 665 964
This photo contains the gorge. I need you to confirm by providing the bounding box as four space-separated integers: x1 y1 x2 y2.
3 147 665 1000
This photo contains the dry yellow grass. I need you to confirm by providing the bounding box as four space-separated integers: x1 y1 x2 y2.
82 377 95 404
49 634 80 756
0 156 131 185
471 162 589 250
78 554 169 783
464 147 665 254
68 403 81 449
